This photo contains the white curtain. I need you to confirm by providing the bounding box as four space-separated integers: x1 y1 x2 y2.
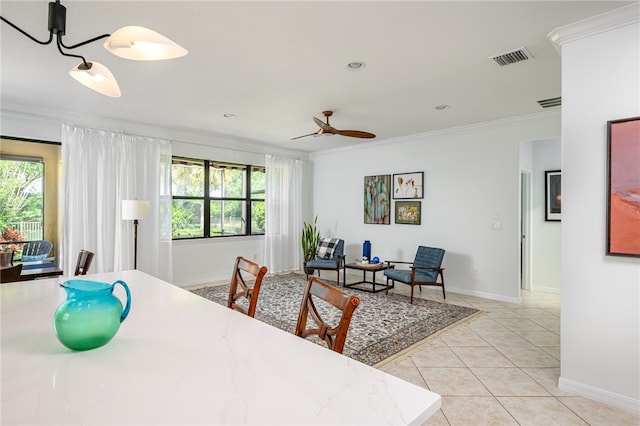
61 124 173 281
264 154 303 273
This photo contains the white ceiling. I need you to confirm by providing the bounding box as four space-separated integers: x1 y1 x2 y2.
0 1 632 152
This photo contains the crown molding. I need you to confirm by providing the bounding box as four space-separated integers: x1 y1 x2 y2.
310 109 560 158
548 3 640 48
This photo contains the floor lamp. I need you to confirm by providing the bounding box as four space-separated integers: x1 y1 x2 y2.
122 200 150 269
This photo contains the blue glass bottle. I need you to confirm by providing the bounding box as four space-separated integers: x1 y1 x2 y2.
363 240 371 260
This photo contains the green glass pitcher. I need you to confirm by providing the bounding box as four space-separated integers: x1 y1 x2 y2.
54 279 131 351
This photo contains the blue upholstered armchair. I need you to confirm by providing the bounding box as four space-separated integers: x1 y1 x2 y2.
305 238 345 286
383 246 446 303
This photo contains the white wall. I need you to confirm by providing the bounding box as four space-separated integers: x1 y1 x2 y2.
532 139 561 292
553 5 640 412
310 112 560 302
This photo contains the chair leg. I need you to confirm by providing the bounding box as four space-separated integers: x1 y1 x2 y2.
410 285 414 304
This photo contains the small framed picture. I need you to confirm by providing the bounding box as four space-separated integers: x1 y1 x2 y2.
545 170 561 222
395 201 421 225
392 172 424 199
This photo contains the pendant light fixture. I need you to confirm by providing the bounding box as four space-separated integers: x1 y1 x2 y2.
0 0 188 97
104 26 188 61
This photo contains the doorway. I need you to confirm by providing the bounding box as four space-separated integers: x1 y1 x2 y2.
520 170 532 291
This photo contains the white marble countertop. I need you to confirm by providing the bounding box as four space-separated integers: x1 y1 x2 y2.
1 270 440 425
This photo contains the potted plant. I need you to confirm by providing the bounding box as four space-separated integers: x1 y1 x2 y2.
301 216 321 271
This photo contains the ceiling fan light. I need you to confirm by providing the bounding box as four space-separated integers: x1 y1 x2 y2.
104 26 188 60
69 61 121 98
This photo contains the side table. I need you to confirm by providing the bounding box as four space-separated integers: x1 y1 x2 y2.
343 262 392 293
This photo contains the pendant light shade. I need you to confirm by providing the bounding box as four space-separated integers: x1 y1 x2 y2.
69 61 121 98
1 1 188 97
104 26 188 60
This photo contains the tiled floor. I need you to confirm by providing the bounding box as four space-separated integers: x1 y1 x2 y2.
375 285 640 426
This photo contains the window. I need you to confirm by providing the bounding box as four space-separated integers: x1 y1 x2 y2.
0 154 44 250
0 138 61 258
171 157 265 239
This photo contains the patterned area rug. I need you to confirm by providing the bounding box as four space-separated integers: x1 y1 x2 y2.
191 273 479 366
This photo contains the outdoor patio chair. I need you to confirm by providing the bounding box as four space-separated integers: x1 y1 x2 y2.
384 246 446 303
21 240 53 261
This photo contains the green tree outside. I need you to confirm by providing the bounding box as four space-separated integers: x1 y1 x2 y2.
171 159 265 238
0 158 43 243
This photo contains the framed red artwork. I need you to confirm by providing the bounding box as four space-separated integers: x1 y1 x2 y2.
607 116 640 257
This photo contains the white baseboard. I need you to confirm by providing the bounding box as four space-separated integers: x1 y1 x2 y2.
446 285 521 304
531 284 561 294
559 376 640 414
343 273 522 304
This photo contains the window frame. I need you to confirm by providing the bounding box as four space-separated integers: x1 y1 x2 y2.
171 156 265 240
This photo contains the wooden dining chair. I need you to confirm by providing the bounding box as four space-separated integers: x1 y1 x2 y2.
0 264 23 283
74 250 95 275
227 256 268 318
295 277 360 354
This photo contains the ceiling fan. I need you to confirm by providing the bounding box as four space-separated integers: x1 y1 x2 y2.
291 111 376 140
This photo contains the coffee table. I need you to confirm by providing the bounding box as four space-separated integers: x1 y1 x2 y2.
343 262 392 293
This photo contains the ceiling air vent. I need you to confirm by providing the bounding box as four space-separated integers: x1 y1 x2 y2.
537 96 562 108
491 47 532 66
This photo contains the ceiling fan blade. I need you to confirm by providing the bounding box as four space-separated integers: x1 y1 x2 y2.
291 131 320 140
294 111 374 141
336 130 376 139
313 116 333 132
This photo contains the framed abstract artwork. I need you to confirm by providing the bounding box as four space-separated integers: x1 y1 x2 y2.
395 201 421 225
607 116 640 257
545 170 561 222
392 172 424 199
364 175 391 224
